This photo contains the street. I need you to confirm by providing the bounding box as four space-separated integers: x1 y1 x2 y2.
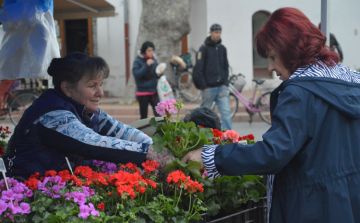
2 120 271 143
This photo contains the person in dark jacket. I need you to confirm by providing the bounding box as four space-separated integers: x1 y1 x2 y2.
3 53 152 180
193 24 232 130
182 8 360 223
133 41 160 119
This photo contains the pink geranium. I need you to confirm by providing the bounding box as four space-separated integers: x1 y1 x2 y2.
155 99 178 116
221 130 239 143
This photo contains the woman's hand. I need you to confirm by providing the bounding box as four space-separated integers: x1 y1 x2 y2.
181 147 204 169
146 59 155 66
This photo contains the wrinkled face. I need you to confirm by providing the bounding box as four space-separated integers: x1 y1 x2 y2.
67 75 104 114
266 47 292 81
210 30 221 42
145 47 154 58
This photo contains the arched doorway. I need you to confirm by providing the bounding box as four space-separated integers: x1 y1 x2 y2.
252 11 271 79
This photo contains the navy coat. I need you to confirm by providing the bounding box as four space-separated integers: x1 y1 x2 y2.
214 77 360 222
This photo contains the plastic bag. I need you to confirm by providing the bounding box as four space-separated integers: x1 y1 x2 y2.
157 75 175 102
0 0 59 80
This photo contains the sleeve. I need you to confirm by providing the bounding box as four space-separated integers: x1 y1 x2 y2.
202 89 309 176
193 46 208 90
133 59 151 79
97 109 152 145
36 110 151 166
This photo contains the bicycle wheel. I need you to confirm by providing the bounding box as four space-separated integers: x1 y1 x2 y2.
212 93 238 119
256 91 271 124
177 72 201 102
8 92 38 125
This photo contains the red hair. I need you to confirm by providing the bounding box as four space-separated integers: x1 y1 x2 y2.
255 8 339 73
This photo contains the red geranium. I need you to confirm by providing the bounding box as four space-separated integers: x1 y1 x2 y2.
97 203 105 211
142 160 160 174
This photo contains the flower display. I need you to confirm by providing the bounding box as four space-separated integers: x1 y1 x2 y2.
1 160 209 222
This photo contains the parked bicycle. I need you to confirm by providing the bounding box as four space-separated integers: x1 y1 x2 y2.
168 56 201 102
0 79 39 125
212 73 272 124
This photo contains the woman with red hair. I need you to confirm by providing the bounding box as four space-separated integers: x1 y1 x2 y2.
182 7 360 223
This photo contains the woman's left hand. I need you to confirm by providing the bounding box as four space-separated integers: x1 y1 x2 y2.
181 148 204 169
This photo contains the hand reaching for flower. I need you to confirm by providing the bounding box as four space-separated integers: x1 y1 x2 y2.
181 147 204 169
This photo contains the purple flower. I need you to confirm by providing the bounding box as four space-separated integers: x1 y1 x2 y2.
101 162 118 174
82 186 95 197
12 184 25 194
72 192 87 205
0 200 8 215
78 204 90 219
24 189 33 198
93 160 105 167
13 193 24 201
64 192 73 200
1 190 15 202
20 203 30 215
8 203 21 214
88 203 100 217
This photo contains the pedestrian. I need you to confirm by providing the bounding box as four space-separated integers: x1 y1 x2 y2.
182 7 360 223
133 41 160 119
318 23 344 62
193 24 232 130
3 53 153 180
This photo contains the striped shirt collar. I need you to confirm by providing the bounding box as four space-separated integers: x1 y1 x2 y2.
289 60 360 84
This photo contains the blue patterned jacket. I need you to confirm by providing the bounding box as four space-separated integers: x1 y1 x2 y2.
3 89 152 179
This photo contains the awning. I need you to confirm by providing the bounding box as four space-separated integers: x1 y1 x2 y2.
53 0 115 20
0 0 116 20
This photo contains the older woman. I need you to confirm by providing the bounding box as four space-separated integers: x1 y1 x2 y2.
3 53 152 179
182 8 360 223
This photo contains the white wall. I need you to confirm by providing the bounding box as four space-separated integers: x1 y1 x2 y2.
203 0 360 90
97 0 126 97
189 0 208 53
128 0 142 66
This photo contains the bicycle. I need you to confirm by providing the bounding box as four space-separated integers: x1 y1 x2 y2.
211 73 272 124
169 58 201 102
0 80 39 125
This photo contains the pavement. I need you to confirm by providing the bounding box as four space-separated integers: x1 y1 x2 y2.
1 90 272 142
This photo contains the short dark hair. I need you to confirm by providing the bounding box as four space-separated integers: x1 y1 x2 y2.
47 53 110 90
140 41 155 54
255 7 338 73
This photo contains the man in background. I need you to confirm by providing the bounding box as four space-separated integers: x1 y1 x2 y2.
193 24 232 130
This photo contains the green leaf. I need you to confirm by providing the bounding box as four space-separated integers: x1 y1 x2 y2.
152 134 166 153
149 117 160 127
205 200 221 216
204 188 217 198
32 214 43 222
185 161 202 179
165 160 179 173
184 121 196 128
171 216 187 223
201 128 215 139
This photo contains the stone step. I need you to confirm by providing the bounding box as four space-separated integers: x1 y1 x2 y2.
109 112 265 125
98 103 249 116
